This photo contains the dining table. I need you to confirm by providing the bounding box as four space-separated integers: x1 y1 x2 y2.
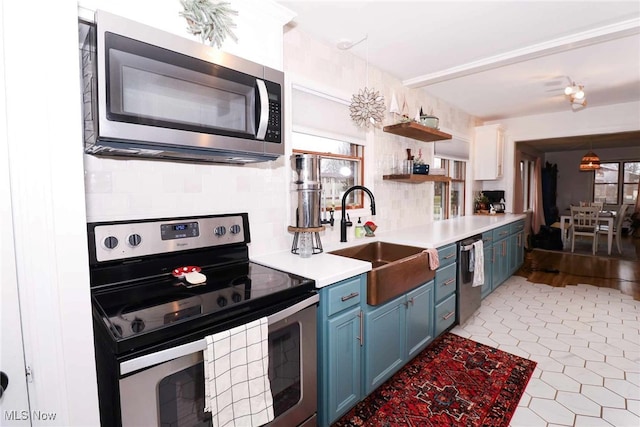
559 211 614 255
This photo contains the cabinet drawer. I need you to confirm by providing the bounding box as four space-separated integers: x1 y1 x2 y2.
492 225 510 241
325 276 363 317
481 231 494 246
435 293 456 336
437 243 457 268
434 263 457 302
510 220 525 234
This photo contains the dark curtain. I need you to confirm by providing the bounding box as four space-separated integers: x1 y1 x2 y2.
541 162 558 226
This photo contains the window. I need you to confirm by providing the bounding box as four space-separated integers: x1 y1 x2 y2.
622 161 640 204
433 157 466 220
593 161 639 205
291 86 366 213
292 133 364 210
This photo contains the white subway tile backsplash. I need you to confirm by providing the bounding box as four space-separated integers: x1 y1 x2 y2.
84 171 112 193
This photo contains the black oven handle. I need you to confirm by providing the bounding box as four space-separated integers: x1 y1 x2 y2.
119 293 319 375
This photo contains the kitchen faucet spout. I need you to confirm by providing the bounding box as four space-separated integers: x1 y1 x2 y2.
340 185 376 242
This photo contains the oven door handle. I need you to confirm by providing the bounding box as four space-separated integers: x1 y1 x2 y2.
119 293 319 375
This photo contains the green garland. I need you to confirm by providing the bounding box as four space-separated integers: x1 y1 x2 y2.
179 0 238 48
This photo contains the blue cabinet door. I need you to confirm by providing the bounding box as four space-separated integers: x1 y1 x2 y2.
492 238 509 290
364 297 405 395
515 231 524 272
481 245 493 299
406 281 434 359
325 307 362 425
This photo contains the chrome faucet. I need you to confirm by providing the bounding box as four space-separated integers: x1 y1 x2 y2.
340 185 376 242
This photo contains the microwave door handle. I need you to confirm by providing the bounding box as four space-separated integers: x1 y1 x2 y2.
255 79 269 140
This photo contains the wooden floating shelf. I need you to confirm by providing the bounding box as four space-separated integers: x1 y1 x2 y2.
383 174 451 183
383 122 452 142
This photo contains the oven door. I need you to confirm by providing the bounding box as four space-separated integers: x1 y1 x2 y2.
118 294 317 427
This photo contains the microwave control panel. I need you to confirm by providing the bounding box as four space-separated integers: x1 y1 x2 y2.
265 81 281 143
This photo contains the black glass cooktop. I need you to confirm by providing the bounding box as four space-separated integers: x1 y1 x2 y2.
91 261 314 353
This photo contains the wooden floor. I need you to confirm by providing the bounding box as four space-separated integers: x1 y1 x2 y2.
515 235 640 301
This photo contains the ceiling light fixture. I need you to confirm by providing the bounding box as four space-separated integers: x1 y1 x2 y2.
564 79 587 110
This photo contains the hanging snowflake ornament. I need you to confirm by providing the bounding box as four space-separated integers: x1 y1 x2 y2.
179 0 238 48
349 87 386 128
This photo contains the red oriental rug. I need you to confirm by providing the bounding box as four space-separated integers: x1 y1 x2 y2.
332 333 537 427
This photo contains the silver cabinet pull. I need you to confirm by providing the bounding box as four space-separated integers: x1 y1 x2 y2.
356 310 364 347
443 253 455 259
444 278 455 286
341 292 359 302
443 311 455 320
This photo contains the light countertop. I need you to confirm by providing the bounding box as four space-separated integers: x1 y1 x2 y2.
252 214 526 288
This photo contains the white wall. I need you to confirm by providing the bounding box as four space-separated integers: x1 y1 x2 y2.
284 28 477 245
483 101 640 212
3 0 99 425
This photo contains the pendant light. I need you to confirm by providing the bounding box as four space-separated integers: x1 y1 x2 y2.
341 35 385 128
579 138 600 171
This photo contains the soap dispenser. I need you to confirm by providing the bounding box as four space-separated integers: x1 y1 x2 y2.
355 217 365 238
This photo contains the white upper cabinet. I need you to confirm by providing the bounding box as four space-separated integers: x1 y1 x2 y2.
473 124 504 180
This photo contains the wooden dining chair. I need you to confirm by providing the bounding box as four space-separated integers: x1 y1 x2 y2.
599 204 629 254
570 205 600 255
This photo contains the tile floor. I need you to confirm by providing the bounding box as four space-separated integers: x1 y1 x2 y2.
452 275 640 427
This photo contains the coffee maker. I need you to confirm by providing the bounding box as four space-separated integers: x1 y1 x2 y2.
483 190 506 213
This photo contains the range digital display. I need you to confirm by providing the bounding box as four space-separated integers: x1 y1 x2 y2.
160 221 199 240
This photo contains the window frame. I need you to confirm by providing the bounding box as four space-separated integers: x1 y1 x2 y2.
292 146 365 210
592 160 639 205
433 157 466 220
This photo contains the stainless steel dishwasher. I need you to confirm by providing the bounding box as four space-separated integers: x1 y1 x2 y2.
458 235 483 325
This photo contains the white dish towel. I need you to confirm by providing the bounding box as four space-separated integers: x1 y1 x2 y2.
203 317 274 427
472 240 484 287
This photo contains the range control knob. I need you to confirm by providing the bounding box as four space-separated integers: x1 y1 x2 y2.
217 296 228 307
130 318 145 334
214 226 227 237
230 224 242 235
128 234 142 247
103 236 119 249
231 292 242 303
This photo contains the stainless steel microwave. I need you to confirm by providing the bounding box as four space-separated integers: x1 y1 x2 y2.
80 10 284 164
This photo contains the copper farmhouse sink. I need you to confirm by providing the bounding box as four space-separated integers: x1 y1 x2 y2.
330 241 435 305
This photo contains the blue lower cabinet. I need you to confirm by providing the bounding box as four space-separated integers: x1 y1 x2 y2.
318 274 366 426
364 281 434 395
405 283 435 359
364 296 405 395
434 293 456 336
319 278 435 426
325 307 362 422
510 230 524 274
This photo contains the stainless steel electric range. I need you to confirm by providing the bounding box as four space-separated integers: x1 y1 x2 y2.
88 213 318 427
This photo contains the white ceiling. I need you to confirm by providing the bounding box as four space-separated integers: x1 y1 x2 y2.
279 0 640 143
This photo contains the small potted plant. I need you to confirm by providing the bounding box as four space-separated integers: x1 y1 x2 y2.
475 192 489 212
